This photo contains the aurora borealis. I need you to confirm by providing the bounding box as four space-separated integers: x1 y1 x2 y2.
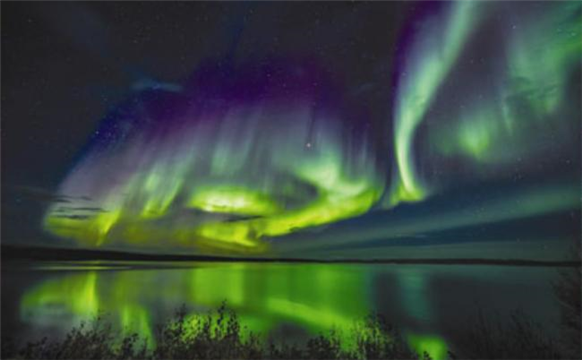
2 2 581 359
42 60 384 252
388 1 581 207
390 1 479 205
3 1 581 257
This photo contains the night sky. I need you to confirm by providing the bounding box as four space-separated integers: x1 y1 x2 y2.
2 1 580 259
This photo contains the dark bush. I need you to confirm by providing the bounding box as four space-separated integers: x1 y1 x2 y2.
552 241 582 359
451 309 562 359
2 302 576 360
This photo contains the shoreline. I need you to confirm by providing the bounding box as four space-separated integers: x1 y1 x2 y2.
2 245 580 267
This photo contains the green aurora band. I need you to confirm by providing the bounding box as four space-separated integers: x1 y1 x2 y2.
43 61 384 253
274 180 580 255
390 1 480 205
432 2 582 166
43 2 580 254
390 1 580 204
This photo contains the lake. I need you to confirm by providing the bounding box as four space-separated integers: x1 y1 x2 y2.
1 261 565 359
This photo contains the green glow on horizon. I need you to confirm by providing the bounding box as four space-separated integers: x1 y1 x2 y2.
391 2 479 206
43 106 383 253
280 180 580 253
43 158 382 253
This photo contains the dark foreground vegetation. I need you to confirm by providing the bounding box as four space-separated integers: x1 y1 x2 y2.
1 301 580 360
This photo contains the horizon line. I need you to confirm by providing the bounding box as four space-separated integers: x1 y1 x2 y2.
2 244 580 268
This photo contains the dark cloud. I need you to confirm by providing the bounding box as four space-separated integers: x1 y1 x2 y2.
10 186 92 204
69 206 108 213
53 214 91 220
52 206 109 215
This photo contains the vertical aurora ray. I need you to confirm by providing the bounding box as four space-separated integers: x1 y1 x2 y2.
390 2 479 206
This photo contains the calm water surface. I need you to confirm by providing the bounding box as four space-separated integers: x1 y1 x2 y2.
1 262 563 359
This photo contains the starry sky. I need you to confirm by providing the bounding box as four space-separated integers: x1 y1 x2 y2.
2 1 580 259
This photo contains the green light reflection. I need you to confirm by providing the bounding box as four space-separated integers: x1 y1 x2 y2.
407 333 448 360
19 264 374 347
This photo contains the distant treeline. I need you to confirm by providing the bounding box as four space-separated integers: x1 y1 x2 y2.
2 245 581 267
